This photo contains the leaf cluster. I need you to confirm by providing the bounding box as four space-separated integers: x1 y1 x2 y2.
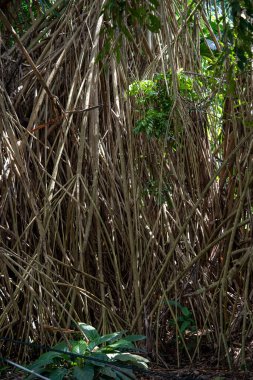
224 0 253 69
0 0 54 47
98 0 161 61
128 71 210 139
26 323 148 380
128 74 172 138
167 301 196 335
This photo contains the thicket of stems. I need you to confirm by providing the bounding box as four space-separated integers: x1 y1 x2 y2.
0 0 252 367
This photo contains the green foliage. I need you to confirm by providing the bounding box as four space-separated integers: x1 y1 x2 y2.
167 301 196 335
128 71 211 139
26 323 148 380
225 0 253 69
98 0 161 61
128 74 172 139
199 1 253 70
0 0 54 46
142 178 172 206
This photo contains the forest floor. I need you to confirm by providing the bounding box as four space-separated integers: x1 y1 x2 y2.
136 344 253 379
1 344 253 379
137 364 253 380
1 365 253 379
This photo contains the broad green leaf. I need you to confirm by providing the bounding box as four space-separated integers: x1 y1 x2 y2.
73 365 94 380
111 353 149 363
109 353 149 369
100 367 117 378
28 351 63 370
54 340 79 351
86 353 108 367
181 307 191 317
78 323 100 341
106 339 135 350
180 320 190 333
53 341 78 360
100 367 136 380
49 368 68 380
123 335 146 342
72 340 88 354
87 331 126 350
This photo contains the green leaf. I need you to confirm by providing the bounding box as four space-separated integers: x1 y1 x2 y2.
179 320 190 333
149 0 159 8
49 368 68 380
53 340 78 355
112 353 149 363
147 14 161 32
88 331 126 350
181 307 191 317
109 353 149 369
73 365 94 380
78 323 100 341
28 351 63 370
106 339 135 351
86 353 108 367
121 25 133 41
100 367 117 378
123 335 146 342
72 340 88 354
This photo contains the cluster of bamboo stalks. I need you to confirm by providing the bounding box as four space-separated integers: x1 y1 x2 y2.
0 0 252 367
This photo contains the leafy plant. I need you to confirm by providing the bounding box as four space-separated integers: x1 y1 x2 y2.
26 323 148 379
167 301 196 336
128 71 213 140
128 73 172 139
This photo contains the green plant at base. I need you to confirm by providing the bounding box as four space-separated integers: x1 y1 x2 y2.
26 323 148 379
167 300 196 336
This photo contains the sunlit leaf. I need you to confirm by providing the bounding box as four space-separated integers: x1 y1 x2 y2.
78 323 100 341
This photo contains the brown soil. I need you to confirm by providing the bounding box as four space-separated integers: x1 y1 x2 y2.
137 365 253 380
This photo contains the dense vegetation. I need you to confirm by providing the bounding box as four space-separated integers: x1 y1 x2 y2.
0 0 252 375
